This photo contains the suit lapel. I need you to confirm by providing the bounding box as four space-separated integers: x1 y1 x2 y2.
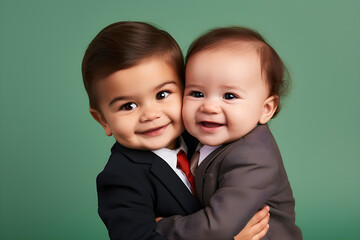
150 158 201 214
114 142 200 214
194 144 231 203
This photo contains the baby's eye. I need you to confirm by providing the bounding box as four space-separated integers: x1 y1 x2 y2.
223 93 238 100
120 102 137 110
190 91 204 98
156 91 170 100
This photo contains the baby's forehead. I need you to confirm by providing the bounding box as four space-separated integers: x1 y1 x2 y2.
202 39 261 54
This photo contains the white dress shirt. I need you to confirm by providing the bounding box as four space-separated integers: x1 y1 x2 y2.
152 137 194 194
197 144 221 166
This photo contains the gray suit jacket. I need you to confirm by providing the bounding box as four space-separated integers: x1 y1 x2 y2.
157 124 302 240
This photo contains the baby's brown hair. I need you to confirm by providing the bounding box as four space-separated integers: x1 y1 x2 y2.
82 21 185 111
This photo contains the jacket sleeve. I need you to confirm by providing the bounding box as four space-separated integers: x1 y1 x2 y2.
156 143 281 240
97 162 167 240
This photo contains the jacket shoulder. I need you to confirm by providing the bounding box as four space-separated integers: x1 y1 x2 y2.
228 124 279 155
97 142 155 184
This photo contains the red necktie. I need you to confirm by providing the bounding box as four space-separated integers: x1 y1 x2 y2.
177 150 197 197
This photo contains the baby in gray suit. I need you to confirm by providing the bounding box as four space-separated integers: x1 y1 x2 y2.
157 27 303 240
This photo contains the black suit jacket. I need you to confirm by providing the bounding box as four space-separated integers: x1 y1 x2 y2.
97 136 201 240
157 124 302 240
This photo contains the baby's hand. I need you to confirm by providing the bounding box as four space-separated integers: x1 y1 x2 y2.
234 206 270 240
155 217 163 223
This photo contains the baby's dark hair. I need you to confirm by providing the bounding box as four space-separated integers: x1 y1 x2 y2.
82 21 184 111
186 26 290 118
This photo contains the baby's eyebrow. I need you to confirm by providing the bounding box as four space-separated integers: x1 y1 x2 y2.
154 81 177 90
184 84 201 89
109 96 131 106
108 81 177 106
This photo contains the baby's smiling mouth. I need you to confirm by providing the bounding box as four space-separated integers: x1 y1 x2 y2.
200 121 224 128
137 124 169 136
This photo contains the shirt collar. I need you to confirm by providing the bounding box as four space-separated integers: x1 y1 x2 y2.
152 137 188 169
198 144 221 166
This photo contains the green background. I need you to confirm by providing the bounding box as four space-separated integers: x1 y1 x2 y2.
1 0 359 239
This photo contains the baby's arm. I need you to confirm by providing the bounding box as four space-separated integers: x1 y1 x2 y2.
156 145 279 240
97 168 166 240
156 206 270 240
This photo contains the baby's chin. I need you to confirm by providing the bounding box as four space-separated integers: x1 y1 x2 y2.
117 139 175 151
143 141 177 151
196 135 242 146
196 137 226 147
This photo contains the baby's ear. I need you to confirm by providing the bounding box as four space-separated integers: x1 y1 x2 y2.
259 95 279 124
89 108 113 136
